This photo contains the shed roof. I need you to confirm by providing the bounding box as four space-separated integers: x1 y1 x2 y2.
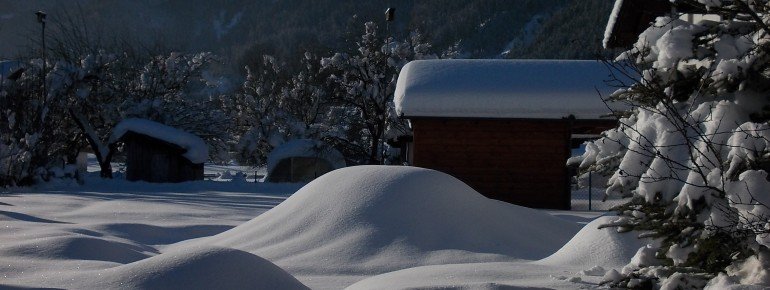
394 59 624 120
109 118 209 164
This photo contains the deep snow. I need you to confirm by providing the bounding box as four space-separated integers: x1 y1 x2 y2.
537 216 648 269
87 246 308 290
0 165 644 289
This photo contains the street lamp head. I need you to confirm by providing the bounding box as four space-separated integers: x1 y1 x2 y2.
35 11 46 23
385 7 395 22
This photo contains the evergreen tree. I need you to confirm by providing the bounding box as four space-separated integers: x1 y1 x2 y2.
574 1 770 287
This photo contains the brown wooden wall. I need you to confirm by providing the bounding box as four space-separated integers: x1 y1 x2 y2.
124 132 204 183
411 118 572 209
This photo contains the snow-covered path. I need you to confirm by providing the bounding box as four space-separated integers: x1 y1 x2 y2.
0 166 640 289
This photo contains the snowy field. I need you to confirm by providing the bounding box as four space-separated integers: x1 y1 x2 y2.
0 164 642 289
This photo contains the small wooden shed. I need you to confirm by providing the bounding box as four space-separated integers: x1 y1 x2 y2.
110 119 207 183
265 139 346 183
394 59 622 209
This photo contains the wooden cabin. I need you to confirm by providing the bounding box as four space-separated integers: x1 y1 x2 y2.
110 119 207 183
394 59 622 210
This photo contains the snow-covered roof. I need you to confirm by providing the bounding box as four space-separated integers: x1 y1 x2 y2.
109 118 209 164
266 139 346 175
394 59 623 120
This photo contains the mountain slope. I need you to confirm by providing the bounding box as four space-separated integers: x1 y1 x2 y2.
0 0 615 67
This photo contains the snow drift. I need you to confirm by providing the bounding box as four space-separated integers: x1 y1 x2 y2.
88 246 308 290
204 165 580 274
348 216 649 290
346 262 570 290
537 215 647 269
0 235 153 264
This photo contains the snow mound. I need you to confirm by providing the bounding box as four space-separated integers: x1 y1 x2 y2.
91 246 308 290
346 262 571 290
536 215 647 269
0 236 152 264
97 223 234 245
205 165 580 274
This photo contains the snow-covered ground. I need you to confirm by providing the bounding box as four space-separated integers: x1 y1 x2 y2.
1 164 642 289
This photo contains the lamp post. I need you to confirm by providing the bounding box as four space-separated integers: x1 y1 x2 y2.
35 11 46 96
380 7 395 164
385 7 395 22
385 7 394 42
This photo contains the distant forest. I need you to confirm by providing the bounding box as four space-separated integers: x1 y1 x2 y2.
0 0 615 71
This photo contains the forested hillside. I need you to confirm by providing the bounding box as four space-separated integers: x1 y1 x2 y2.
1 0 615 69
504 0 616 59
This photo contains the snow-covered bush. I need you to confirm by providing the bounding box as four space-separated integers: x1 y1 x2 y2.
60 51 228 177
122 52 231 164
0 60 75 185
230 52 346 166
1 51 230 185
322 22 436 164
226 55 288 166
232 22 440 166
575 1 770 287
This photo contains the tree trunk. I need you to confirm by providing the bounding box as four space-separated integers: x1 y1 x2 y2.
367 125 383 165
69 108 113 179
98 159 113 178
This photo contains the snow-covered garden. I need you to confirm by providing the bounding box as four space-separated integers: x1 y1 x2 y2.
3 0 770 289
0 164 637 289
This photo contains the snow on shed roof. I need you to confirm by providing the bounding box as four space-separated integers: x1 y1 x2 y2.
109 118 209 164
394 59 623 120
